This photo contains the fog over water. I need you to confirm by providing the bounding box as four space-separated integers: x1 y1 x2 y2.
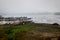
0 0 60 24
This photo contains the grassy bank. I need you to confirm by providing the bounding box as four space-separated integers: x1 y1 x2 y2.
0 23 60 40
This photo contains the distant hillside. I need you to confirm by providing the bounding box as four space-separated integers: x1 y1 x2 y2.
54 12 60 15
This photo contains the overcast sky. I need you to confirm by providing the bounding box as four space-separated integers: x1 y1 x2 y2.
0 0 60 15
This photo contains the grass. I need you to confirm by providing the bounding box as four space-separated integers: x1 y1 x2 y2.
0 23 60 40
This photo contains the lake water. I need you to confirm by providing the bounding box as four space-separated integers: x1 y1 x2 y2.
24 15 60 24
5 14 60 24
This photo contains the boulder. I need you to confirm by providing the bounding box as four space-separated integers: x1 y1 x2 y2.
52 23 59 25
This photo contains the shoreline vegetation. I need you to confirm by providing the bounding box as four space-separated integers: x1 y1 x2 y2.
0 23 60 40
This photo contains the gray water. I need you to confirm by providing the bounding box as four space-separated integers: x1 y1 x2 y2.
22 15 60 24
4 14 60 24
31 15 60 24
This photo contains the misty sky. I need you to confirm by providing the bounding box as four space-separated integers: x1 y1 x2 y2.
0 0 60 15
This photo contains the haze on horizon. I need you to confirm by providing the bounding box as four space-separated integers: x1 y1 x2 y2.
0 0 60 16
